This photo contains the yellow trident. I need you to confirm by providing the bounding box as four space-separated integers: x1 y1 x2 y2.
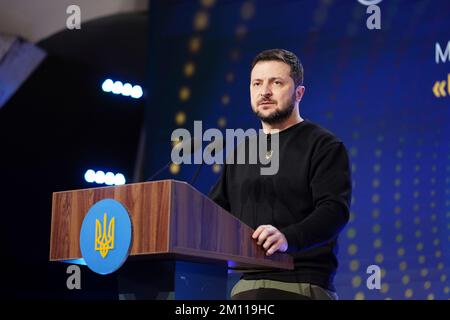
95 213 115 258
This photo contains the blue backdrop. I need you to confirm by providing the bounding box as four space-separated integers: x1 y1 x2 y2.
144 0 450 300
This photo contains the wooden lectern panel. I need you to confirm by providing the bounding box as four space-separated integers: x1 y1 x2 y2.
50 180 293 270
170 182 293 269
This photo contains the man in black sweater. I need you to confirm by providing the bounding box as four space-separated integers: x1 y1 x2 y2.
208 49 352 300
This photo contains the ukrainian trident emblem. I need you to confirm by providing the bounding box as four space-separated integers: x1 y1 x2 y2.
95 213 115 258
80 199 131 274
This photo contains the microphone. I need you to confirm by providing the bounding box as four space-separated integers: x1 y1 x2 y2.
146 137 202 181
190 137 226 185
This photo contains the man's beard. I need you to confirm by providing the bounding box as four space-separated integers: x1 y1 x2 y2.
254 95 295 125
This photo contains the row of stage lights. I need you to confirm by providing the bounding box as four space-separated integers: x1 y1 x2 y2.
84 169 126 186
101 79 143 99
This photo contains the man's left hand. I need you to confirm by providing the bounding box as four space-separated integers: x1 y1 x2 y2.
252 225 288 256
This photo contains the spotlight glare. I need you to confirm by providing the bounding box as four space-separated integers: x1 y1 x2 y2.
95 170 106 184
122 83 133 96
104 172 115 185
101 78 143 99
101 79 113 92
84 169 96 183
112 81 123 94
84 169 126 186
114 173 126 185
131 85 143 99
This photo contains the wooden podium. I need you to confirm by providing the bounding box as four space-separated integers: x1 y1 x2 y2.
50 180 293 299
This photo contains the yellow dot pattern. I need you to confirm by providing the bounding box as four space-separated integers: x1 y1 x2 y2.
169 163 180 175
164 1 450 300
171 0 219 177
338 131 450 300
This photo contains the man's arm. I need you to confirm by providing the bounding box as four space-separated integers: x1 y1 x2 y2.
280 141 352 252
255 141 352 255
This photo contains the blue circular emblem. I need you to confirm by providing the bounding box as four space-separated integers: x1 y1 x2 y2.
80 199 132 275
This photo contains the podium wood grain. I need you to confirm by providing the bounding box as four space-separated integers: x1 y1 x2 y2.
50 180 293 270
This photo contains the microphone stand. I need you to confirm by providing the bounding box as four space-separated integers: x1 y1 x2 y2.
145 138 200 182
146 161 171 181
190 141 224 185
190 162 204 185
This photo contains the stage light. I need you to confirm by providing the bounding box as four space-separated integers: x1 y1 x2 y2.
101 78 143 99
131 85 143 99
122 83 133 96
101 79 113 92
84 169 96 183
94 170 106 184
112 81 123 94
114 173 126 185
104 171 115 185
84 169 127 186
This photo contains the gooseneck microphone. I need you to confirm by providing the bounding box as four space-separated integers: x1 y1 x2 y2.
145 161 171 181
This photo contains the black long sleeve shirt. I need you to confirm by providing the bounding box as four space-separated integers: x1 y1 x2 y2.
208 119 352 291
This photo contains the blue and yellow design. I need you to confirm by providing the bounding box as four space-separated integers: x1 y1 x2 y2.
80 199 132 275
95 212 115 258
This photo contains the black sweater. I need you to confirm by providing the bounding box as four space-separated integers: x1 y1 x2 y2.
208 119 352 291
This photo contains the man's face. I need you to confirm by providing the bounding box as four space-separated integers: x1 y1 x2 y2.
250 60 297 124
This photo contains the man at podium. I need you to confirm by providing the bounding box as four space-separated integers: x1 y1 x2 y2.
209 49 352 300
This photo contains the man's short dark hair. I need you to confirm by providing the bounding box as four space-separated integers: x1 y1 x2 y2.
251 49 304 87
